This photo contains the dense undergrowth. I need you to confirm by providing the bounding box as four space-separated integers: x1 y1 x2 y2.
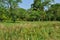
0 21 60 40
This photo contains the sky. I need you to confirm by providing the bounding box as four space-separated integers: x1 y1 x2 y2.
19 0 60 9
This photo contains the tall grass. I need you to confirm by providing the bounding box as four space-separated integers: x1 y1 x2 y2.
0 21 60 40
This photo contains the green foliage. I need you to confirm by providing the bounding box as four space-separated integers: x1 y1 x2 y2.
47 3 60 21
28 11 40 21
0 0 60 22
31 0 54 11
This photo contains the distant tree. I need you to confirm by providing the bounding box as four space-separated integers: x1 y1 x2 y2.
16 8 27 21
0 6 7 22
31 0 54 11
31 0 54 21
0 0 22 22
47 3 60 21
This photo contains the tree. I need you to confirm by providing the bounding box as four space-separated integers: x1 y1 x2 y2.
31 0 54 21
0 6 7 22
47 3 60 21
16 8 27 21
0 0 22 22
31 0 54 11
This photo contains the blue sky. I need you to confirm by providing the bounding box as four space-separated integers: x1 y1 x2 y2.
19 0 60 9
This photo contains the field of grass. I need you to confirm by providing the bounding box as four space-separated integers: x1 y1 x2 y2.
0 21 60 40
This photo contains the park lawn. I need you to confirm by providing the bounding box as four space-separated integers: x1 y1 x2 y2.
0 21 60 40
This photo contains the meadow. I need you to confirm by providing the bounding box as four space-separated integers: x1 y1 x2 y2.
0 21 60 40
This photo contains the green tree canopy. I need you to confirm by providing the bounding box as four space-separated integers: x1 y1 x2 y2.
31 0 54 11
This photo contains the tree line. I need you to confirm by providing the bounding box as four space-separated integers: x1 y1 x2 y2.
0 0 60 22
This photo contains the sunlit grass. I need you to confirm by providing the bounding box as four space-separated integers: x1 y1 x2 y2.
0 21 60 40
